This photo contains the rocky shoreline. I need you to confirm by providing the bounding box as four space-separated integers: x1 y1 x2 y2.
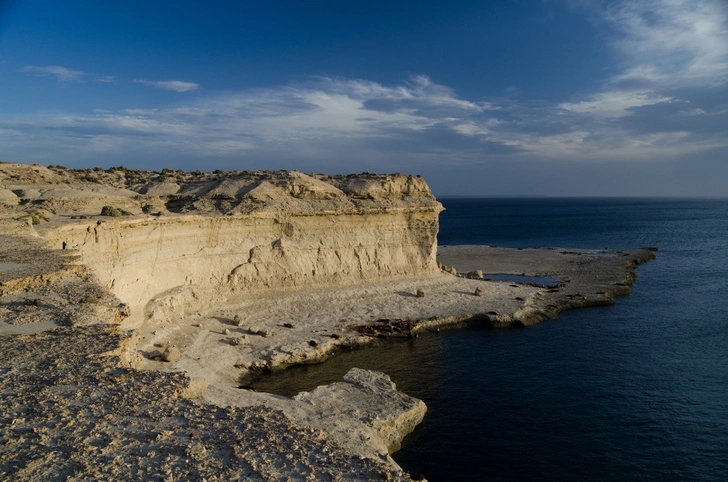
0 162 654 480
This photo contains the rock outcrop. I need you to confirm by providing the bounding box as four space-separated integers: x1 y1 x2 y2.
0 161 442 480
294 368 427 455
5 164 442 327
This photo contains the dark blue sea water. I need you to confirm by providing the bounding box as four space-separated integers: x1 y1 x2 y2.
255 198 728 481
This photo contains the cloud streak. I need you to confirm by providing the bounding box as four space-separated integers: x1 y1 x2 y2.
1 71 724 171
133 79 200 92
20 65 85 82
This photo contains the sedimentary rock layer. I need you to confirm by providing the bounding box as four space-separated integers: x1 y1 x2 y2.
45 209 440 326
1 163 442 326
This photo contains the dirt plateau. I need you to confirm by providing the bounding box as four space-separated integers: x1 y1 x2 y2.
0 162 655 481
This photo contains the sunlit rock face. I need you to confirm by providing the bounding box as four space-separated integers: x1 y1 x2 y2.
21 165 442 326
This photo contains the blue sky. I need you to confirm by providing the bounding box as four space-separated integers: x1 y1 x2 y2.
1 0 726 196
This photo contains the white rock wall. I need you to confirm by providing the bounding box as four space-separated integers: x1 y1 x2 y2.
48 209 440 326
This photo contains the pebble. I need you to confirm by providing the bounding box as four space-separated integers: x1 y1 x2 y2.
162 347 181 363
467 270 484 280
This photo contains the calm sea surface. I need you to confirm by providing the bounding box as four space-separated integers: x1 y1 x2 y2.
252 198 728 481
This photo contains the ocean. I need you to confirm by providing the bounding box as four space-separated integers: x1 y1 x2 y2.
253 198 728 481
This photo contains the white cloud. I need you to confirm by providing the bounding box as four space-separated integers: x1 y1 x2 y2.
133 79 200 92
0 72 725 169
553 0 728 125
603 0 728 86
20 65 85 81
559 91 673 118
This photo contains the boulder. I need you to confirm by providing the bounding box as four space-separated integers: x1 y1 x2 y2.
162 346 181 363
466 270 484 280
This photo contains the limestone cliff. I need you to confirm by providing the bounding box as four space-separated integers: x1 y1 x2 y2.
2 163 442 326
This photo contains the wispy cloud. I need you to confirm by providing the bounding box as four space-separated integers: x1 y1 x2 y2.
133 79 200 92
559 91 673 118
2 71 724 171
94 75 116 84
20 65 85 82
560 0 728 117
603 0 728 87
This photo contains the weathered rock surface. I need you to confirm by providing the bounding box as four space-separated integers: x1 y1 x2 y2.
0 326 408 481
437 245 657 326
12 164 442 327
294 368 427 455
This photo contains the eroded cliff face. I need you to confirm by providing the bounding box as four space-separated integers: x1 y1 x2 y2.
47 209 439 326
4 164 442 326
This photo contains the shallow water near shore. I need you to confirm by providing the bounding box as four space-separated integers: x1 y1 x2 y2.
252 198 728 481
480 273 561 286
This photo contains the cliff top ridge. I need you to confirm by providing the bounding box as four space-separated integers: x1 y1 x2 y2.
0 162 441 219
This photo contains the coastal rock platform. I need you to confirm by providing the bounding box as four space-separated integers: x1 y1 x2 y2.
0 162 655 480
